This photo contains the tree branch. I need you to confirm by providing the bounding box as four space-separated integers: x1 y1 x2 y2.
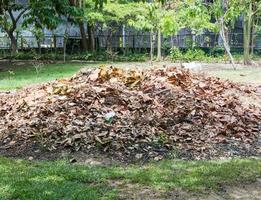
15 7 28 23
6 6 28 33
7 9 16 25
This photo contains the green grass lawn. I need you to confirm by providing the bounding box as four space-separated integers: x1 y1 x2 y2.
0 62 100 90
0 157 260 199
208 68 261 85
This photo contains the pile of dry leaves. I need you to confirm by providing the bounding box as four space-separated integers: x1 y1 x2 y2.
0 66 260 161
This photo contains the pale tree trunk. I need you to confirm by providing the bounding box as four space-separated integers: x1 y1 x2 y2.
170 35 174 48
150 31 155 64
219 17 235 69
243 2 253 65
251 17 258 56
156 29 161 61
122 25 126 55
243 14 252 65
251 23 256 56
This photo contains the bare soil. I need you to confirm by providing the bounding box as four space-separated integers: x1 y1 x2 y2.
115 179 261 200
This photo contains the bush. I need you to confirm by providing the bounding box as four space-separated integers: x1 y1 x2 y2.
170 47 207 62
13 50 37 60
169 47 183 61
184 49 206 62
71 52 93 60
71 52 148 62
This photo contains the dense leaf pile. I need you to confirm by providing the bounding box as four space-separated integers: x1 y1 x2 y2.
0 66 260 160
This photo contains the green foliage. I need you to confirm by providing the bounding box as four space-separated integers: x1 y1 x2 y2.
161 11 179 36
24 0 68 30
126 2 159 31
210 0 241 29
10 51 37 60
128 0 215 37
71 52 93 60
184 48 207 61
0 1 28 36
85 0 146 27
0 51 62 60
178 0 216 34
168 47 259 63
71 52 148 62
169 47 183 61
170 47 207 62
0 50 149 62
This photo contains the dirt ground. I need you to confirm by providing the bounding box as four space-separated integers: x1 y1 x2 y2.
114 179 261 200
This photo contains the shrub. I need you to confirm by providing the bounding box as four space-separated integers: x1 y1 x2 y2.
71 52 92 60
170 47 207 62
184 48 206 62
169 47 183 61
13 50 37 60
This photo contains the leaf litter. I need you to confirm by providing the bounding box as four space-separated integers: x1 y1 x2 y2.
0 66 260 161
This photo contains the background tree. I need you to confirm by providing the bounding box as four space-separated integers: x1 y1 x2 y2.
84 0 145 54
129 3 162 63
239 0 261 65
211 0 241 69
0 0 28 55
25 0 77 61
251 6 261 56
69 0 107 52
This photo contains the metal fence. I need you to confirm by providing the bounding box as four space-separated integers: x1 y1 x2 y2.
0 33 261 51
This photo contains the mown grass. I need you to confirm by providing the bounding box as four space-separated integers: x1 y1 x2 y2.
208 68 261 85
0 157 260 199
0 62 100 90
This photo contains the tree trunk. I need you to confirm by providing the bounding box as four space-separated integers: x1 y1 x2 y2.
53 34 57 54
87 23 95 51
156 29 161 61
150 31 155 64
220 18 235 69
79 21 88 51
243 3 252 65
122 25 126 54
243 16 252 65
7 32 17 56
251 22 256 56
63 22 69 63
37 41 41 55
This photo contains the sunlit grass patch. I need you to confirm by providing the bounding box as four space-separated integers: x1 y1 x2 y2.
0 157 260 199
208 68 261 85
0 62 99 90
